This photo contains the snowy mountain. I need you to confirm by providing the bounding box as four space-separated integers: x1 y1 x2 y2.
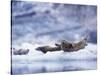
11 1 97 45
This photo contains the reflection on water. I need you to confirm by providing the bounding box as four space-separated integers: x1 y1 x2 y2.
12 59 96 75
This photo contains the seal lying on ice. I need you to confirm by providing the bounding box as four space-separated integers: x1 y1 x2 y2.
12 48 29 55
36 37 87 53
57 38 87 52
36 46 61 53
